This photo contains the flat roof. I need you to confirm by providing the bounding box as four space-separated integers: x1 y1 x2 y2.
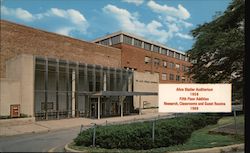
92 31 186 55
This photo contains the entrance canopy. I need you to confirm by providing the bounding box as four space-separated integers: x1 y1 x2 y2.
78 91 158 96
93 91 158 96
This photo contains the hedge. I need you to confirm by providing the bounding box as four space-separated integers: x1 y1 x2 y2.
74 114 221 150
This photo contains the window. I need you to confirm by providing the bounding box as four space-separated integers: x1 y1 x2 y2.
185 66 190 72
154 58 160 66
169 74 174 80
161 48 167 55
182 65 185 72
134 39 142 48
169 62 175 69
180 54 186 60
185 57 189 62
153 46 160 52
175 53 180 59
169 50 174 57
162 60 167 67
176 64 180 70
144 56 151 64
144 42 151 51
181 76 186 82
111 35 120 45
123 35 132 45
176 75 180 81
100 39 109 45
162 73 167 80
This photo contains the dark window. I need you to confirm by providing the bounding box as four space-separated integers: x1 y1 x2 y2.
161 48 167 54
100 39 109 45
170 74 174 80
154 58 160 66
123 35 132 45
134 39 142 47
111 35 120 45
144 42 151 51
153 46 160 52
176 75 180 81
169 50 174 58
169 62 175 69
175 53 180 59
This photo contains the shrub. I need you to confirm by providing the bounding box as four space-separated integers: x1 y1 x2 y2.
74 114 220 150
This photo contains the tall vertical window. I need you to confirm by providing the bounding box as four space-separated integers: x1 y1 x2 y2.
180 54 186 60
176 75 180 81
154 58 160 66
153 46 160 53
175 53 180 59
169 74 174 80
169 50 174 57
123 35 132 45
111 35 120 45
134 39 142 48
182 65 186 72
162 73 167 80
169 62 175 69
161 48 167 55
144 42 151 51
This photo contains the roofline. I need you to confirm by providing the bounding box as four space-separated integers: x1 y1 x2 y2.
0 19 121 51
91 31 186 55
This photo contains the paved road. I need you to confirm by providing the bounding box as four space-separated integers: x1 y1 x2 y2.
0 126 84 152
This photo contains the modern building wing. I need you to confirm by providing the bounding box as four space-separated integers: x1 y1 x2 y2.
92 31 192 83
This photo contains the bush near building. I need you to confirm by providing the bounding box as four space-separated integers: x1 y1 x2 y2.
74 114 221 150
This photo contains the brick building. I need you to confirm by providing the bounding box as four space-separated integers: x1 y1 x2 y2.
0 20 190 120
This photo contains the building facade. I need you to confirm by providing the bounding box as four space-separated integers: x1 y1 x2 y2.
0 20 190 120
92 31 192 83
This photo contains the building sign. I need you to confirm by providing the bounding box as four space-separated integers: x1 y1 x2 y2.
159 84 232 113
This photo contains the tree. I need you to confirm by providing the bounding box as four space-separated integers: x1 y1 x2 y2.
187 0 245 102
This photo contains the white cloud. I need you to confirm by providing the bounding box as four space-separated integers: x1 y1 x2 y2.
176 33 193 39
147 0 190 20
103 4 181 44
1 6 89 36
122 0 144 6
1 6 34 21
55 27 74 36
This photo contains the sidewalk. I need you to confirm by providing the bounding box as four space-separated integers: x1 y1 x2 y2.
0 112 173 136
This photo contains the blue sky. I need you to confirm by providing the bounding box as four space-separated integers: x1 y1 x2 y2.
1 0 231 52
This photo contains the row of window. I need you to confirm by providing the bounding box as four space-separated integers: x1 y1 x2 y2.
97 34 188 61
161 73 186 81
144 56 189 72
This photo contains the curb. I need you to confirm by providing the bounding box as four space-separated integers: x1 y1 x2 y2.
169 143 244 153
64 142 83 152
65 142 244 153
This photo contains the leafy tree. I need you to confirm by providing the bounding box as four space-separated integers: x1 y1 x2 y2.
187 0 244 103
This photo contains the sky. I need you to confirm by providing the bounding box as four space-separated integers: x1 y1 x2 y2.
0 0 232 52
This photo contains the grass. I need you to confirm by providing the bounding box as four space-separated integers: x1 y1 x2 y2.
69 115 244 153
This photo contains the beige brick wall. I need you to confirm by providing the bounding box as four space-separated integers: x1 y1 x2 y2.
0 54 34 116
133 71 159 109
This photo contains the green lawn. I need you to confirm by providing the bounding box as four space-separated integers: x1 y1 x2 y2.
69 115 244 153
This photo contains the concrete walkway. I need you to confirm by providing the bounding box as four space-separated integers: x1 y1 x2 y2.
0 112 173 136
